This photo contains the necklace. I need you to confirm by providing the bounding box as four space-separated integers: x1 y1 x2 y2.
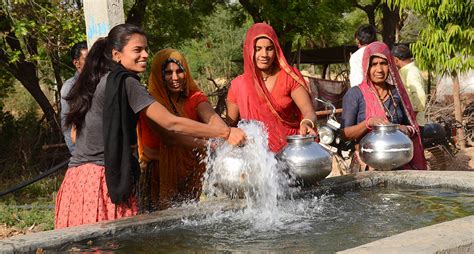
261 66 274 82
371 84 399 123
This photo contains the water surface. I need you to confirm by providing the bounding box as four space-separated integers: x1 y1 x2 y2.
62 186 474 253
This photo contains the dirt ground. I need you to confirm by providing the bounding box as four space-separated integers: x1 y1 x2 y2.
1 148 473 240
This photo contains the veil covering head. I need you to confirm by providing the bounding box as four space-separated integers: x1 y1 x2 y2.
137 48 208 209
358 41 427 170
231 22 311 152
147 48 201 117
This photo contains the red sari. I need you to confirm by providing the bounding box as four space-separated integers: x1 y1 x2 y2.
359 42 427 170
227 23 310 153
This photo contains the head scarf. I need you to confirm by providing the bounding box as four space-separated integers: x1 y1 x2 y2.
137 48 206 209
147 48 200 117
231 23 310 152
358 41 427 170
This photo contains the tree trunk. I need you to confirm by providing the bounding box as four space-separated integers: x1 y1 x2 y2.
51 49 63 109
6 61 60 131
353 0 381 27
452 73 466 148
126 0 148 27
381 3 399 49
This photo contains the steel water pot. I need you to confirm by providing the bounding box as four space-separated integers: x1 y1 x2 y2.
276 135 332 186
359 124 413 170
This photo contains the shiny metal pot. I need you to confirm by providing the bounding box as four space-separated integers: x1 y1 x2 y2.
212 149 251 197
359 124 413 170
276 135 332 186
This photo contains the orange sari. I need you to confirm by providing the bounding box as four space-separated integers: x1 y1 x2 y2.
137 49 208 210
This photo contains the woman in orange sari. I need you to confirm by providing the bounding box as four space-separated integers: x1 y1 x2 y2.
226 23 317 153
137 49 227 211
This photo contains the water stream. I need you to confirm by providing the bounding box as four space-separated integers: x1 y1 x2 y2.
53 122 474 253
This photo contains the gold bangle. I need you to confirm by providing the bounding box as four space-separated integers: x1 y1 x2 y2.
300 118 315 128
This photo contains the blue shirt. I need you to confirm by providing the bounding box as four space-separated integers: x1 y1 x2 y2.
341 86 409 128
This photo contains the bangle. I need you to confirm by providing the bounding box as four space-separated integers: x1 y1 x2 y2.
365 117 373 130
406 125 416 137
300 118 315 128
224 127 231 140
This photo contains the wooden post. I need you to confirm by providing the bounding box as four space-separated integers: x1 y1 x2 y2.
83 0 125 48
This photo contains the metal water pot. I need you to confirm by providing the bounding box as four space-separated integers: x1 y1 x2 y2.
359 124 413 170
276 135 332 186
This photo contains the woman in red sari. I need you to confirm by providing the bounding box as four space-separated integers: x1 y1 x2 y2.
226 23 317 153
341 41 427 172
137 48 228 211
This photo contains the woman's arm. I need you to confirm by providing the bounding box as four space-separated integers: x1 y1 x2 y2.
342 116 388 141
226 101 240 127
291 86 318 136
146 101 227 150
144 101 245 145
197 101 227 127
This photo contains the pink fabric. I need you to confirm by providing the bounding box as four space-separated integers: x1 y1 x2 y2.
228 23 309 152
55 163 138 229
358 41 427 170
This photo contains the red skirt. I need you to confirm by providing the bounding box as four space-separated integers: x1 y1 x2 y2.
55 163 138 229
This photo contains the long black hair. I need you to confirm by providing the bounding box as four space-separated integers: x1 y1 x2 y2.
65 24 146 131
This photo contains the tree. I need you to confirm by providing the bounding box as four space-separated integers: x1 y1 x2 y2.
137 0 225 53
387 0 473 148
0 1 85 130
236 0 353 58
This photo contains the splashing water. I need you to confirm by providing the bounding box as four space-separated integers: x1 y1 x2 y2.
201 121 301 229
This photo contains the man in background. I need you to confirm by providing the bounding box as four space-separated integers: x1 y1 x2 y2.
60 41 88 153
349 24 377 87
392 44 427 128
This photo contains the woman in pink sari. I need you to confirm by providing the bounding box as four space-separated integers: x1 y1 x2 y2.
226 23 317 153
341 41 427 172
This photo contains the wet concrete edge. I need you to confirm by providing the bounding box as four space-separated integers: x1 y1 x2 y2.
0 170 473 253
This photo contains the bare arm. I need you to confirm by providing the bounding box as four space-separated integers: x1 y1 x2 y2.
146 101 227 150
71 125 76 144
226 101 240 127
144 101 245 145
342 116 388 141
197 101 227 127
291 86 318 136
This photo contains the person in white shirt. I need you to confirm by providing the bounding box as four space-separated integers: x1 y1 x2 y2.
349 24 377 87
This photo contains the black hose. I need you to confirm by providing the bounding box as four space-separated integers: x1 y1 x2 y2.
0 159 69 197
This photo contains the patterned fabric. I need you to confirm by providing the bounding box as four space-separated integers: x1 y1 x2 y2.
55 163 138 229
227 23 309 153
137 49 207 210
358 41 427 170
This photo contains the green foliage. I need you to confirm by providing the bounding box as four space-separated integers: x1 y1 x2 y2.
235 0 354 50
178 6 250 94
141 0 225 53
386 0 473 74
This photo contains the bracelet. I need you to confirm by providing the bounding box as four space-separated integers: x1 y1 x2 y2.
365 117 373 130
406 125 416 137
300 118 315 128
224 127 231 140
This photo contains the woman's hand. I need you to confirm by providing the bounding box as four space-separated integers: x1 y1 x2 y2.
366 116 389 128
299 123 318 137
398 125 415 137
398 125 410 136
225 127 247 146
